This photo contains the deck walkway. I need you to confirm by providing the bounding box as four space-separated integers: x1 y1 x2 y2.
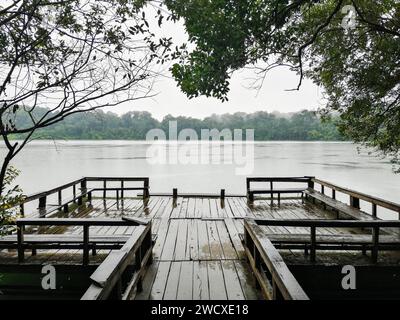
1 194 385 300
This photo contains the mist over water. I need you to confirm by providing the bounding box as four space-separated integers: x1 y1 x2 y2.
2 140 399 208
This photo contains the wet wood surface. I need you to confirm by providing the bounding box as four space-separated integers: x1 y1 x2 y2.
1 195 387 300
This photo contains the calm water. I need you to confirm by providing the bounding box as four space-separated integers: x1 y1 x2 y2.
2 141 399 205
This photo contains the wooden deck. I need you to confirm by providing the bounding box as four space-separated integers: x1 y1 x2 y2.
3 191 396 300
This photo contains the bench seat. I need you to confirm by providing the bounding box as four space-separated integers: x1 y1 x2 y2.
303 188 377 221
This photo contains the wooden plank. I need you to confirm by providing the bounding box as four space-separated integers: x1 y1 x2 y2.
174 220 188 260
206 220 224 260
233 260 260 300
193 261 209 300
170 198 183 219
203 198 211 219
163 262 182 300
194 198 203 219
209 199 219 218
186 219 199 261
160 220 179 261
215 220 238 259
221 260 245 300
153 218 170 260
135 261 160 300
217 198 232 218
224 219 245 259
177 261 193 300
197 220 211 260
187 198 196 219
207 261 227 300
149 261 171 300
179 198 189 219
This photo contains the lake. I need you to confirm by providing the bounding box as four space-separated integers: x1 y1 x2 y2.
3 141 399 207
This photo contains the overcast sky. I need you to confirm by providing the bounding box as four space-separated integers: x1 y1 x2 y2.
105 9 326 120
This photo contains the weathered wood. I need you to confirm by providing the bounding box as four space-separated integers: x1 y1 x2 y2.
82 224 151 300
150 261 171 300
208 261 227 300
121 216 149 225
244 219 309 300
177 261 193 300
312 177 400 214
83 225 89 265
193 261 209 300
246 177 311 202
163 262 182 300
304 188 376 221
310 226 316 263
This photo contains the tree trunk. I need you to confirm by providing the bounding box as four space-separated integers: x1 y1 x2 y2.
0 148 15 197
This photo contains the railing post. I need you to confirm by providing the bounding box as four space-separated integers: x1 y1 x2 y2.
372 227 379 263
103 180 107 198
350 196 360 209
83 225 89 266
307 178 314 189
17 222 24 263
39 196 46 217
135 245 143 292
143 178 149 199
173 188 178 200
321 185 325 195
80 179 87 194
220 189 225 200
246 178 250 198
73 185 76 203
58 190 62 206
310 226 316 262
39 196 46 209
372 204 377 218
121 180 124 199
332 189 336 200
248 192 254 203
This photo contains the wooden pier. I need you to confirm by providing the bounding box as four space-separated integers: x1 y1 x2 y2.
1 176 400 300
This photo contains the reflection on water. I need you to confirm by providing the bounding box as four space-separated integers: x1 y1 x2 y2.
1 140 399 205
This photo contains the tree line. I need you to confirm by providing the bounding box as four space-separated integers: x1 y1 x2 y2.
12 107 345 141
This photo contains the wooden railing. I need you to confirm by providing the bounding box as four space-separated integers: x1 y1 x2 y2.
252 218 400 263
246 176 313 202
310 178 400 219
244 219 309 300
17 177 149 218
16 217 149 265
81 221 153 300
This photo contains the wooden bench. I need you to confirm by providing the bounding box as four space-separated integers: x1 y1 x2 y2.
243 219 309 300
250 218 400 263
247 177 311 203
264 233 400 254
303 188 377 221
11 217 150 265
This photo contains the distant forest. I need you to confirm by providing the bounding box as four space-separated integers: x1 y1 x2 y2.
12 107 346 141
